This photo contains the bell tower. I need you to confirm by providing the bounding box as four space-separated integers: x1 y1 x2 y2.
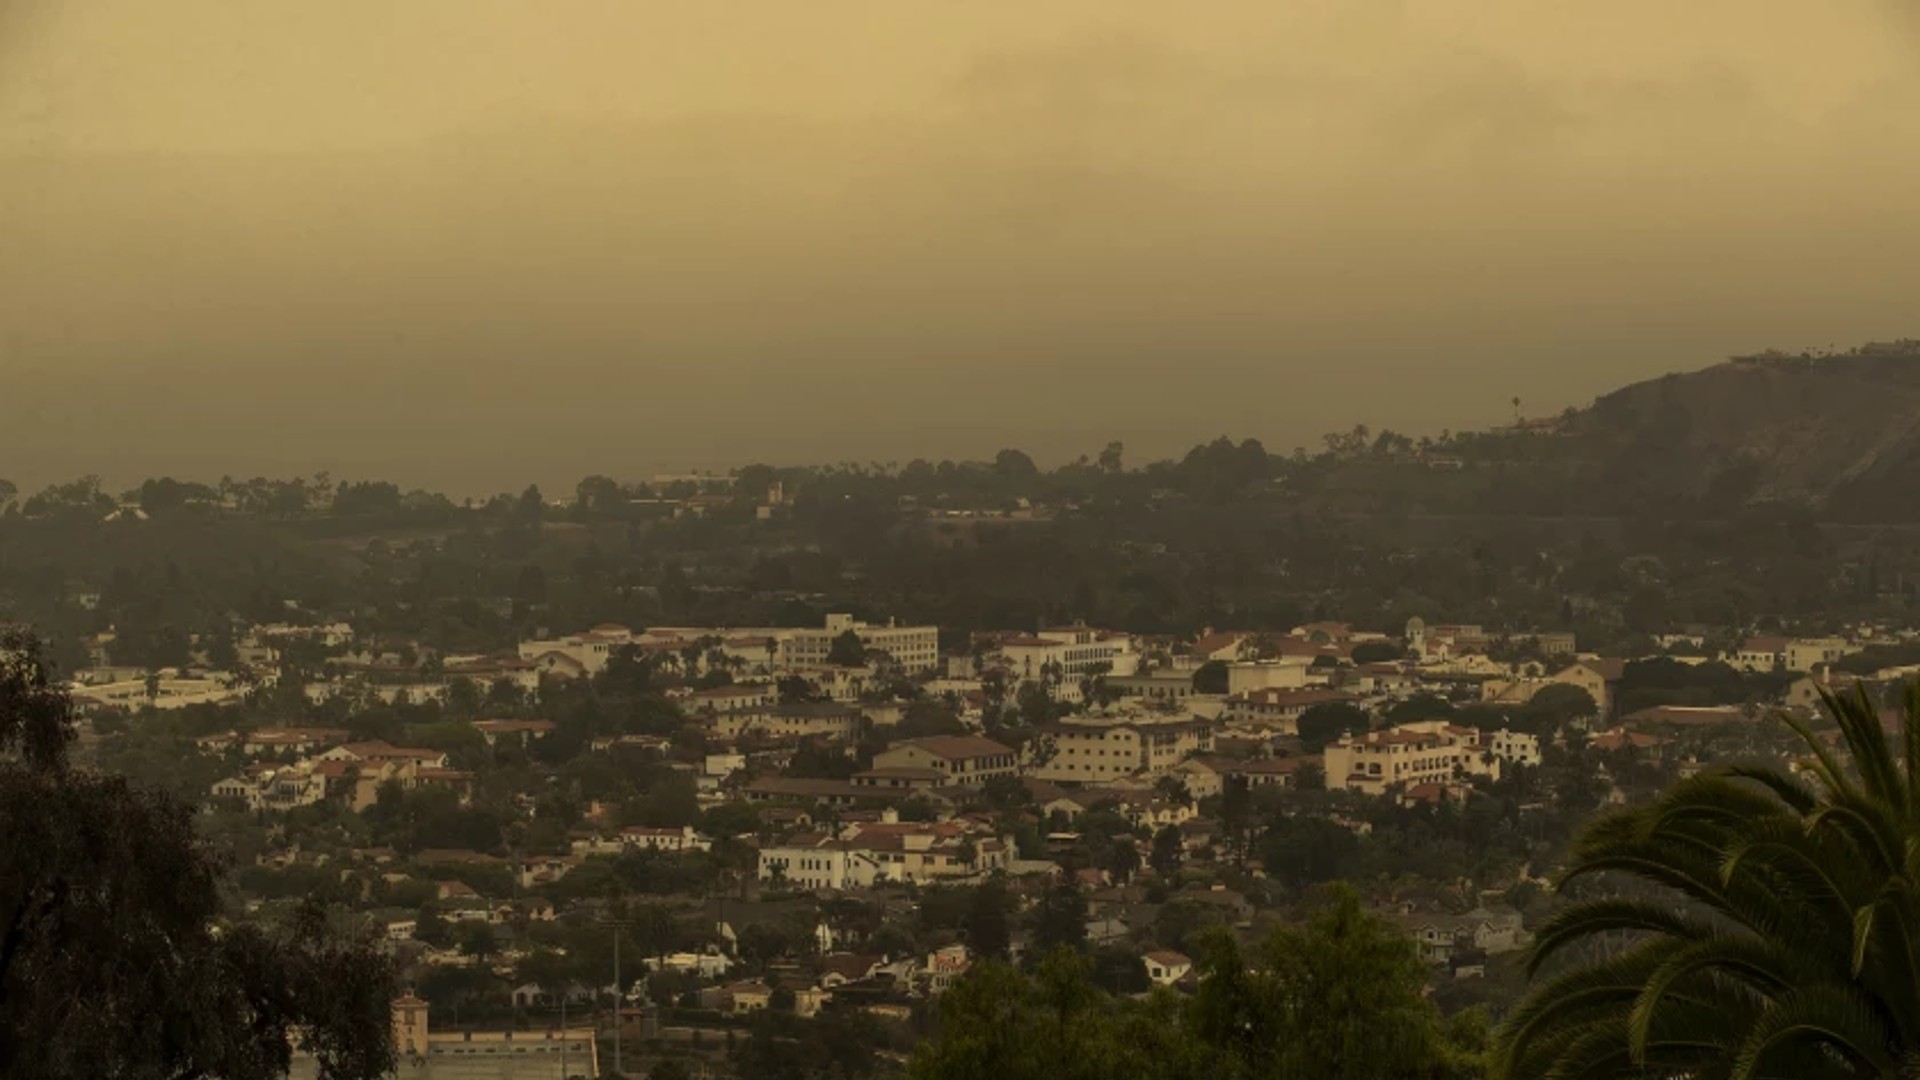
392 992 430 1061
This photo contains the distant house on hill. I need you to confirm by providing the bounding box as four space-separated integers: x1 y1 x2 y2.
1143 950 1192 987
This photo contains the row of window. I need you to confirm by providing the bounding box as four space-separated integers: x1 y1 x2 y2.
1395 756 1461 773
439 1044 588 1055
943 755 1014 770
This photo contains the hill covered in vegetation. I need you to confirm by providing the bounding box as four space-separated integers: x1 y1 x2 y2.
1289 340 1920 523
1564 340 1920 518
3 341 1919 669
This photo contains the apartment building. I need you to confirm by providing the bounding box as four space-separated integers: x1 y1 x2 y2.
1027 715 1214 784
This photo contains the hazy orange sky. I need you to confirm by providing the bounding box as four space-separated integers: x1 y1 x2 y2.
4 1 1918 494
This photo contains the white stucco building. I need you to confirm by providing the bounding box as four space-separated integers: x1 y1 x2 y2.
1323 720 1501 796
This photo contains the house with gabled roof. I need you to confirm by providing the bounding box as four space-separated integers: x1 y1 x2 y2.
871 735 1019 786
1143 950 1192 987
1551 658 1626 716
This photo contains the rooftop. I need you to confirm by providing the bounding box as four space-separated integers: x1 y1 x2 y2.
889 735 1015 761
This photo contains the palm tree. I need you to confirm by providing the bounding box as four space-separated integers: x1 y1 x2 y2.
1497 684 1920 1080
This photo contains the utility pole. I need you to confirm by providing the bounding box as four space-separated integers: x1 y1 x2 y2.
560 995 568 1080
602 916 630 1080
614 924 622 1080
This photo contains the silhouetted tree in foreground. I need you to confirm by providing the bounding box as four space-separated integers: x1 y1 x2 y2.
0 630 395 1079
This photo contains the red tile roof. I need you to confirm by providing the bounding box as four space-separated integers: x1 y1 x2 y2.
890 735 1015 762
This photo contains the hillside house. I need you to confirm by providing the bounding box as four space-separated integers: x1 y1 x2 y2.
1143 950 1192 987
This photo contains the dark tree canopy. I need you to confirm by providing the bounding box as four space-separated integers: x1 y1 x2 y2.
0 630 396 1080
1297 702 1371 750
1191 660 1230 695
1385 693 1455 725
1521 683 1598 730
825 629 868 667
1029 880 1089 954
1350 640 1407 665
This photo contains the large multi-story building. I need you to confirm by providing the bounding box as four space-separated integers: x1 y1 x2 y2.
994 625 1141 702
525 614 941 679
782 614 940 674
999 625 1140 680
1027 715 1213 784
1323 720 1502 796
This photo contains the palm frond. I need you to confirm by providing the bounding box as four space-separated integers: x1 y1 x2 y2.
1527 898 1713 977
1822 685 1904 808
1627 936 1800 1062
1728 983 1898 1080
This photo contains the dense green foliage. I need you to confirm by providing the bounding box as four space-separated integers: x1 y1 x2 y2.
913 888 1486 1080
1498 686 1920 1079
0 632 396 1079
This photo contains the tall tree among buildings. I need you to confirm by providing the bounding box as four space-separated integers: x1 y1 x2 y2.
0 630 396 1079
826 629 868 667
1030 879 1090 955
